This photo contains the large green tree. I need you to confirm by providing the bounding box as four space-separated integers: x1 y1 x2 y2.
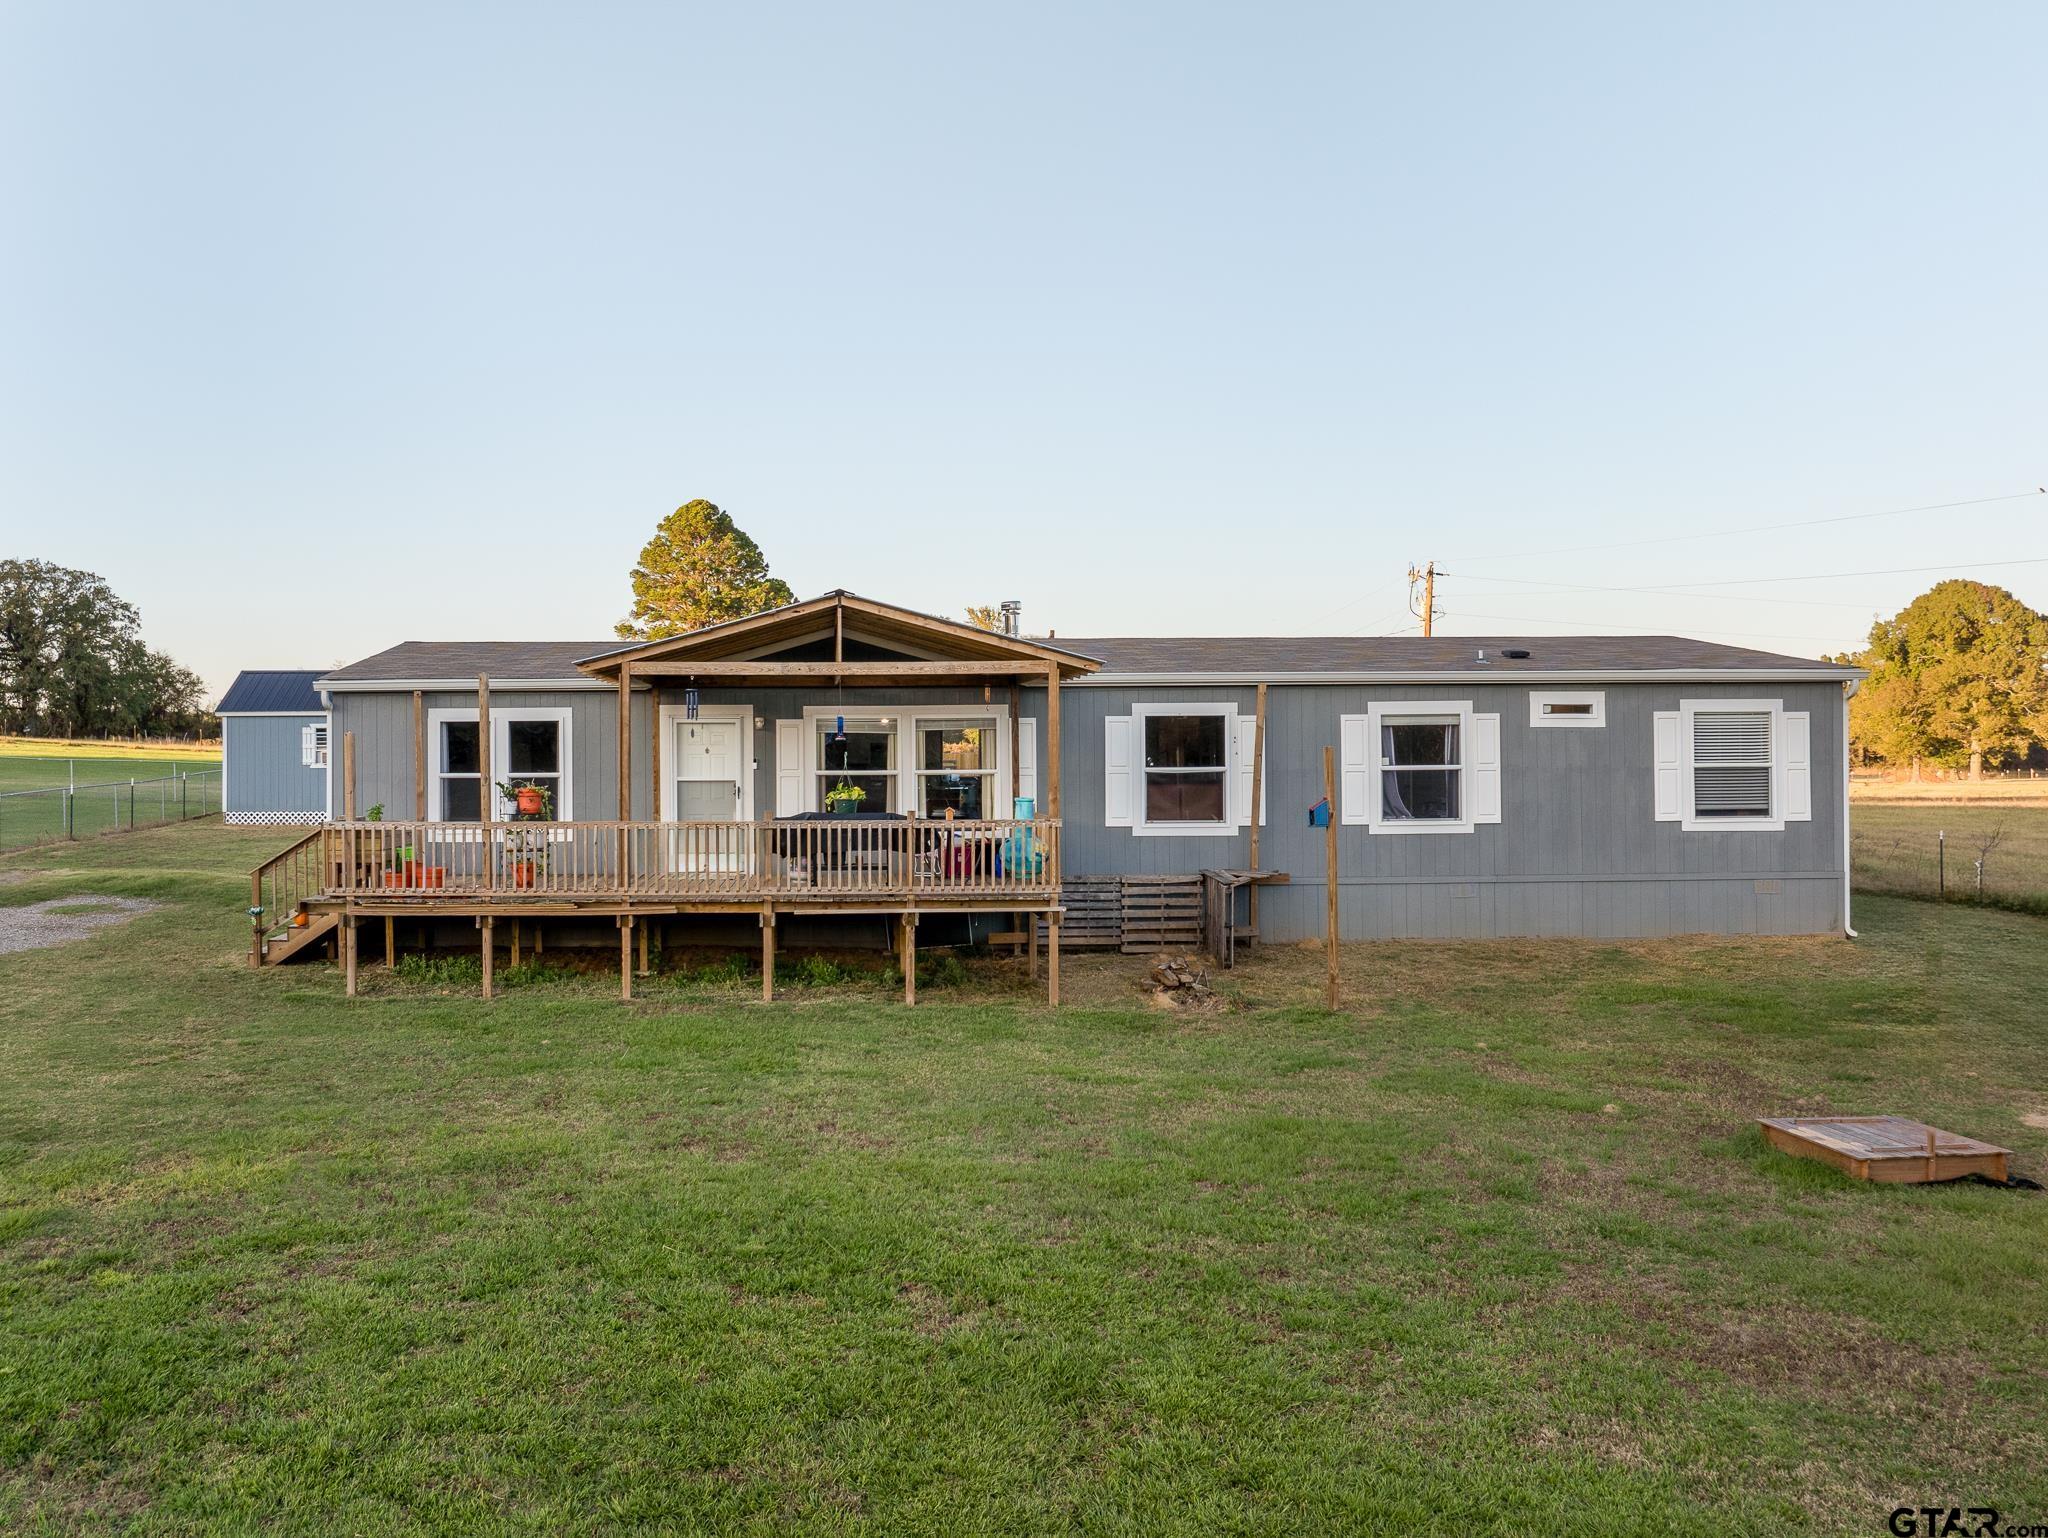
0 560 212 737
1849 580 2048 779
616 501 796 640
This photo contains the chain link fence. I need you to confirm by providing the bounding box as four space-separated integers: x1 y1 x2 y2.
0 770 222 853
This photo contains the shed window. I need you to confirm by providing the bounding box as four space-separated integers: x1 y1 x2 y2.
1381 719 1461 821
1691 710 1773 819
300 723 329 768
1143 713 1228 825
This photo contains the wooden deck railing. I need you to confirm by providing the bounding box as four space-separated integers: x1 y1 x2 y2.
301 818 1062 902
249 826 329 961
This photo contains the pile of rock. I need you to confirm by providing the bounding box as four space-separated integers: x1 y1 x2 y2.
1144 954 1214 1001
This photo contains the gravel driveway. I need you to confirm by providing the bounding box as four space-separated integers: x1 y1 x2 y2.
0 896 160 955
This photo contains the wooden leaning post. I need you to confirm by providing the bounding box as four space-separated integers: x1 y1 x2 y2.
1322 743 1339 1011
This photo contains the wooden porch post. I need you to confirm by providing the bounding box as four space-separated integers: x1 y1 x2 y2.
342 731 357 819
638 918 650 976
481 915 494 999
650 682 662 820
1323 744 1339 1011
619 915 633 1001
900 912 916 1006
1045 663 1061 823
478 675 493 893
760 906 775 1002
412 690 426 820
344 912 358 996
1047 912 1061 1007
1248 682 1267 936
384 914 395 967
616 665 632 883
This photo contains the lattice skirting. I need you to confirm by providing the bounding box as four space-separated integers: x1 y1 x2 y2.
226 810 326 826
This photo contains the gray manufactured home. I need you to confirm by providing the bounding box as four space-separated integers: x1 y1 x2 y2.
243 592 1860 994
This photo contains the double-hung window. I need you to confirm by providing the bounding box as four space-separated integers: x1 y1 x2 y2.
1380 717 1462 822
1340 702 1501 832
300 722 330 768
916 718 995 818
1654 699 1812 833
1142 711 1230 826
429 707 574 821
818 716 897 812
1690 710 1773 820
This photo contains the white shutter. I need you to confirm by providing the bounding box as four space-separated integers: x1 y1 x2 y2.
774 719 805 815
1103 715 1133 827
301 724 317 766
1468 712 1501 824
1652 711 1682 821
1018 717 1038 811
1338 714 1371 824
1779 710 1812 821
1230 715 1262 828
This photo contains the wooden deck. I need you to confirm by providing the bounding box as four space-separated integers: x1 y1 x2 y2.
1759 1116 2013 1184
250 816 1069 1004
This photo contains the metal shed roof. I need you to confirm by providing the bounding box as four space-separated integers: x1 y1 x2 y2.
215 670 327 714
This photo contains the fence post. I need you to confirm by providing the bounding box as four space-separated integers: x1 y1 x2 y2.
181 772 187 820
129 778 136 831
1937 829 1945 897
65 788 74 839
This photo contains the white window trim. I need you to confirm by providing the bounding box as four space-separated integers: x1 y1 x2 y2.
1677 697 1784 833
301 721 330 768
1529 690 1605 728
795 705 1013 818
427 706 575 821
1130 701 1238 837
658 702 754 822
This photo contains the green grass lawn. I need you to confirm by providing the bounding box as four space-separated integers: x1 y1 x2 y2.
1852 801 2048 913
2 824 2044 1535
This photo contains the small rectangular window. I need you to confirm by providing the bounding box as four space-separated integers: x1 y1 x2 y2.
301 723 330 768
1529 691 1605 728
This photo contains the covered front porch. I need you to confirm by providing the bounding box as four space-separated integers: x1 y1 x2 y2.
251 593 1100 1005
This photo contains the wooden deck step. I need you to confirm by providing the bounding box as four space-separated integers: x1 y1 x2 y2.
261 912 338 966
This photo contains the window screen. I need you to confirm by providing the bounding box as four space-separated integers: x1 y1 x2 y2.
1381 720 1461 821
1692 711 1772 818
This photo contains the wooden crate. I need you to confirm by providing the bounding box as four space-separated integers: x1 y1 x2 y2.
1039 875 1122 948
1758 1116 2011 1184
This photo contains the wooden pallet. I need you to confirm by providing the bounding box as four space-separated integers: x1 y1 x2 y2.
1118 875 1201 954
1758 1116 2012 1184
1032 874 1204 951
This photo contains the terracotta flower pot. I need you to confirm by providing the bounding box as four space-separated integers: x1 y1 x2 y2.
417 866 446 889
515 788 545 816
511 861 537 889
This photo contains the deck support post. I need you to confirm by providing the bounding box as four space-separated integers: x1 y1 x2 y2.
511 918 521 968
385 915 395 967
481 916 494 999
619 915 634 1002
344 912 358 997
900 912 917 1006
1028 913 1038 980
1047 912 1061 1007
637 917 650 977
760 907 775 1002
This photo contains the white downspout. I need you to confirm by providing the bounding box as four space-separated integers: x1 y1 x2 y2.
1841 679 1859 937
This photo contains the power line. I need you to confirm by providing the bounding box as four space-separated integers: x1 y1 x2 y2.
1447 487 2044 565
1439 609 1857 646
1623 554 2048 590
1447 571 1886 609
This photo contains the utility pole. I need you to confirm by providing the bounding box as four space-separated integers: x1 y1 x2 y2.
1407 562 1441 637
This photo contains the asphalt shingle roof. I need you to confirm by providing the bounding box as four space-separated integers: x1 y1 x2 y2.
318 634 1856 684
1043 635 1858 675
215 670 327 714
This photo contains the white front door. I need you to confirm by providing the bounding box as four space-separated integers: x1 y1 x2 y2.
670 718 746 871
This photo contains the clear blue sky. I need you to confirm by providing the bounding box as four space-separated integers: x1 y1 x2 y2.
4 2 2043 698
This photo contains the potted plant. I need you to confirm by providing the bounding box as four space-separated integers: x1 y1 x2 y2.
824 781 866 816
505 824 547 889
496 780 553 819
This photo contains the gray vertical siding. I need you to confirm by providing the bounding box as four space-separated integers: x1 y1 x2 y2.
327 675 1848 941
223 715 328 822
1030 678 1847 941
